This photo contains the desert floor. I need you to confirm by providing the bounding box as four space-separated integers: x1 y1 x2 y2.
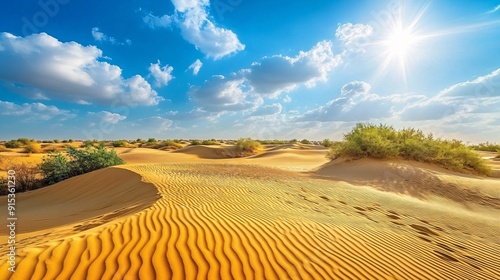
0 145 499 279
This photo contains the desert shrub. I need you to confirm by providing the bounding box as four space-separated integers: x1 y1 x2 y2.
24 142 43 153
11 162 42 192
289 139 298 144
258 140 288 145
470 142 500 152
112 140 130 147
147 138 157 144
68 139 74 143
17 138 31 145
190 140 202 145
329 123 490 175
300 139 311 144
330 124 398 159
5 140 22 148
202 139 220 145
81 139 99 148
321 139 334 148
40 145 124 185
236 138 262 154
53 139 59 143
40 152 71 185
155 140 182 149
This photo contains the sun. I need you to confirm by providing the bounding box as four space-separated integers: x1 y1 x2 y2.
386 29 416 58
372 16 427 87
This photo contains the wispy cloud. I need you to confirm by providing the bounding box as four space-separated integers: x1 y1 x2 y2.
91 27 131 45
486 4 500 14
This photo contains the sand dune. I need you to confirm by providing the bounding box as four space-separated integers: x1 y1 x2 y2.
314 158 500 211
172 145 239 159
1 149 499 279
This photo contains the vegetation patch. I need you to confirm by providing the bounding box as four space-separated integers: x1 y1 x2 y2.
329 123 491 175
235 138 262 156
470 142 500 153
40 144 125 185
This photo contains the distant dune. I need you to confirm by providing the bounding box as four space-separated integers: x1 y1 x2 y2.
1 145 499 279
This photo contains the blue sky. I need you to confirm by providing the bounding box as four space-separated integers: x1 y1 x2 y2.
0 0 499 142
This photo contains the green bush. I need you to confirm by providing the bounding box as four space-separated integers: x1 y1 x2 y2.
470 142 500 152
289 139 298 144
40 145 125 185
40 152 71 185
190 139 202 145
257 140 288 145
201 139 220 145
5 140 22 148
329 123 491 175
147 138 157 144
81 139 99 148
321 139 334 148
17 138 31 145
112 140 130 147
156 140 182 149
236 138 262 154
300 139 311 144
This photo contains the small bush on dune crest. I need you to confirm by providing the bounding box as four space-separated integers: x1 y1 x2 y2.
24 142 43 153
5 140 22 148
112 140 130 147
236 138 262 155
40 145 125 185
257 140 288 145
190 139 202 145
329 123 491 175
151 140 182 149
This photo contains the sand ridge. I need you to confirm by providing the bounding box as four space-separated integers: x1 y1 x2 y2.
1 147 499 279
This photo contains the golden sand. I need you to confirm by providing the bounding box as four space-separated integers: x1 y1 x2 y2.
0 146 499 279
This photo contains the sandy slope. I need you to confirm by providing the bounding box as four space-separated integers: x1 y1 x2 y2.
1 146 499 279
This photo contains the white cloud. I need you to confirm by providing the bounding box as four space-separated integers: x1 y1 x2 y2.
88 111 126 124
143 13 173 28
189 75 262 112
438 68 500 98
297 81 418 122
143 0 245 59
187 59 203 75
249 103 282 116
0 100 75 121
91 27 131 45
335 23 373 48
401 68 500 121
243 41 341 96
91 27 106 41
283 95 292 103
148 60 174 87
0 32 162 106
340 81 371 96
